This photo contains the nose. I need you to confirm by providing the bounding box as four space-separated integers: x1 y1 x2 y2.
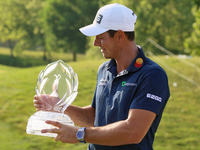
93 36 100 46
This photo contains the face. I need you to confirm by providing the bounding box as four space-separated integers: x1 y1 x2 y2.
93 32 119 59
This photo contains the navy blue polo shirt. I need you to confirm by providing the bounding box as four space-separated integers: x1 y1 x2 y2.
88 46 170 150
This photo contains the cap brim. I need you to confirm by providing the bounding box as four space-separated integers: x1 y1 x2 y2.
79 24 109 36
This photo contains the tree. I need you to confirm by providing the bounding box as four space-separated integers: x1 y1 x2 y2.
0 0 46 59
42 0 99 61
184 5 200 55
0 0 29 57
24 0 53 61
129 0 195 54
194 0 200 8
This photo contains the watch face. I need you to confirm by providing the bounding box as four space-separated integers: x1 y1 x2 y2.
77 131 84 139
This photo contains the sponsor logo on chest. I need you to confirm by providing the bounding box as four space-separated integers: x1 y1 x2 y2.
122 81 137 87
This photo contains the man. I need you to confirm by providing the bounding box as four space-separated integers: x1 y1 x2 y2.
33 3 170 150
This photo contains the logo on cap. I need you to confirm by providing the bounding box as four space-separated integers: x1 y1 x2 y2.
96 14 103 24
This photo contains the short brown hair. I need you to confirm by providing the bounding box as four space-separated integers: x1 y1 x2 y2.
107 30 135 41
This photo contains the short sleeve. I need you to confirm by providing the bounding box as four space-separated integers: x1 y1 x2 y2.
91 86 97 109
130 69 170 115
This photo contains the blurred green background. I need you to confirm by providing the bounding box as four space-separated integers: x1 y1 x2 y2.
0 0 200 149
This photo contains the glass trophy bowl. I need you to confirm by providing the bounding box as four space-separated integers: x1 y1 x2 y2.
26 59 78 137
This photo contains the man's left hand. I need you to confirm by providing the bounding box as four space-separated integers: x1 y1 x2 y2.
41 120 79 143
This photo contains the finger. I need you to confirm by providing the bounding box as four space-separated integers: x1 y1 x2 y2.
41 128 60 134
34 103 44 111
34 103 43 107
33 99 42 104
34 95 40 100
45 120 63 128
36 108 43 111
55 135 62 141
34 94 48 101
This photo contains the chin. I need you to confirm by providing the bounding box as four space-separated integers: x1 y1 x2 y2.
102 52 111 59
103 56 111 59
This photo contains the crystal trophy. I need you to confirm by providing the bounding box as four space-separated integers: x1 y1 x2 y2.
26 59 78 137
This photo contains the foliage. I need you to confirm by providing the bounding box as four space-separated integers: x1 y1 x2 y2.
42 0 99 61
0 0 29 57
85 36 103 59
0 0 47 58
0 0 99 61
194 0 200 8
127 0 195 54
184 6 200 55
0 0 199 60
25 0 48 60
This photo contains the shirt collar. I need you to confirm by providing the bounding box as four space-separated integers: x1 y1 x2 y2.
106 45 146 75
127 45 146 72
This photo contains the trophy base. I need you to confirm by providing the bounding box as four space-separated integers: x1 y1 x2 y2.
26 111 74 137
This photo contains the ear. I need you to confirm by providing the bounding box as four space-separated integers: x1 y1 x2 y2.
116 30 125 41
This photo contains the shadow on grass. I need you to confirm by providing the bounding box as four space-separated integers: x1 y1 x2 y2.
0 54 49 67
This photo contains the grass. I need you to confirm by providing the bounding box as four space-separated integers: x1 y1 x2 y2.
150 55 200 150
0 59 105 150
0 47 86 67
0 48 200 149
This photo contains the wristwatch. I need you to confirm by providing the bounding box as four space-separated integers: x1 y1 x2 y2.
76 127 86 143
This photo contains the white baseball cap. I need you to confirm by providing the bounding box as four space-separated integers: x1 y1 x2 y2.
79 3 137 36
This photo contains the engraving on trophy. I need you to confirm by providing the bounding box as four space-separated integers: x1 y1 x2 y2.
26 60 78 137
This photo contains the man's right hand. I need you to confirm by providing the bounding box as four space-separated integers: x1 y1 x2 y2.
33 94 62 112
33 95 46 111
33 94 54 111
